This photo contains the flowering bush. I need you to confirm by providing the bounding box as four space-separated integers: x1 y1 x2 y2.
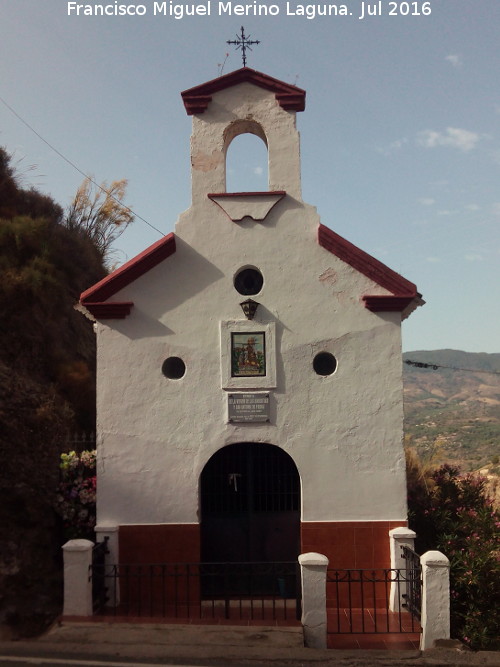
408 461 500 650
55 450 96 541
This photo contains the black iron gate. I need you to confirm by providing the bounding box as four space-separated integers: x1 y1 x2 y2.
200 443 300 594
91 537 109 613
401 546 422 620
326 566 422 635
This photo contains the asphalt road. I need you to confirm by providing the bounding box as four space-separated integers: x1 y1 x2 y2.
0 653 214 667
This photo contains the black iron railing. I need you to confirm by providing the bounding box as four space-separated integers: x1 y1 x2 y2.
66 432 96 451
91 561 300 622
326 568 421 634
91 537 109 612
401 546 422 620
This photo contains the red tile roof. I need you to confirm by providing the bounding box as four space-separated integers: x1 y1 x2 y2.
181 67 306 115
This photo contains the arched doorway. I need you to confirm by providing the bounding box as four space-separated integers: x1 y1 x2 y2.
200 442 300 565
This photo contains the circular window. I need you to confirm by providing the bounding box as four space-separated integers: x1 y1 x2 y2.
313 352 337 376
162 357 186 380
234 268 263 296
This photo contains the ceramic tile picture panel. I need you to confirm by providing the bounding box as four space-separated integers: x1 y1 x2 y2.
231 332 266 377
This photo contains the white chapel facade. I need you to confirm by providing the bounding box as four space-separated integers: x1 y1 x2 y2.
80 67 423 570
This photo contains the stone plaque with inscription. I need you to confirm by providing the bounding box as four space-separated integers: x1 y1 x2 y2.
228 393 270 423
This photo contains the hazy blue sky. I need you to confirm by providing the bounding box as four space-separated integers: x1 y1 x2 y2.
1 0 499 353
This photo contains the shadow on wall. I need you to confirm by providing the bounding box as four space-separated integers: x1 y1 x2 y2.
110 237 225 340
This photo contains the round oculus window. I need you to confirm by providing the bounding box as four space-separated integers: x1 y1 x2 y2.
234 268 263 296
162 357 186 380
313 352 337 376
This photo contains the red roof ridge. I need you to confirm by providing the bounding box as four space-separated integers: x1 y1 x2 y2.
318 223 419 304
79 224 420 319
82 302 134 319
80 232 176 304
181 67 306 115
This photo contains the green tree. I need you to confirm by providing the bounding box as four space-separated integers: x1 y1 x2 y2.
0 147 107 636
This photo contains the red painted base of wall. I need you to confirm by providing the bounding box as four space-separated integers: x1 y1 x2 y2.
117 525 201 609
119 520 406 570
301 521 407 570
119 524 201 563
116 521 406 616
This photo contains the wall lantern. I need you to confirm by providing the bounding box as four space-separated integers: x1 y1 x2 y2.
240 298 259 320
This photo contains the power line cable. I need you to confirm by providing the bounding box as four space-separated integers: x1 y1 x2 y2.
0 94 165 237
404 360 500 375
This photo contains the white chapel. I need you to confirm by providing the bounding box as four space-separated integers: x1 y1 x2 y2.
80 66 423 576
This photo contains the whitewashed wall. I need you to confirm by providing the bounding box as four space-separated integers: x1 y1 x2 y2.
94 83 407 528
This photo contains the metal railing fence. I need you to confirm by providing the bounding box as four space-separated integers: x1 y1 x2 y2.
326 567 422 634
90 560 300 622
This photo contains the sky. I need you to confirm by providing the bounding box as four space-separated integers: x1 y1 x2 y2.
1 0 499 353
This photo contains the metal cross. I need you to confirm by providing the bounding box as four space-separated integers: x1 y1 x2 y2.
227 26 260 67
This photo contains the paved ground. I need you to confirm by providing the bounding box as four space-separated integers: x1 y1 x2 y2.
1 621 499 666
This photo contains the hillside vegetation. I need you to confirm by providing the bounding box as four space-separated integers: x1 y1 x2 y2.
403 349 500 474
0 148 106 636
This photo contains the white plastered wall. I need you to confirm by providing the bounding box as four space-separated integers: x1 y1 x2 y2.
94 83 407 528
188 83 302 200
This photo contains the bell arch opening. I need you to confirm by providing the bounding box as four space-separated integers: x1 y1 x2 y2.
224 120 269 193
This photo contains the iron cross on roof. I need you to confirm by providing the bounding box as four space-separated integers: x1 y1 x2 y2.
227 26 260 67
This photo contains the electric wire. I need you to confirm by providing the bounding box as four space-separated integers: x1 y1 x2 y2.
404 360 500 375
0 94 165 237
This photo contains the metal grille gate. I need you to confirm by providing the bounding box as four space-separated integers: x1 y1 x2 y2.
201 442 299 513
327 565 422 636
200 443 300 594
401 546 422 620
91 537 109 613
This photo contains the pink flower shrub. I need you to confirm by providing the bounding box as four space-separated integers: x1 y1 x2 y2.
55 450 96 540
408 464 500 650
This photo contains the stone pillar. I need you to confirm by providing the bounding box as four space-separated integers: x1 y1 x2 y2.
62 539 94 617
420 550 450 650
389 527 417 611
94 524 119 606
299 552 329 649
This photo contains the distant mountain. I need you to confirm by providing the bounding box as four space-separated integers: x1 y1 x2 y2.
403 350 500 471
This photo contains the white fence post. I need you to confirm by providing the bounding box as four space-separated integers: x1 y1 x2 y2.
62 539 94 617
420 550 450 650
388 527 417 611
298 552 329 649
